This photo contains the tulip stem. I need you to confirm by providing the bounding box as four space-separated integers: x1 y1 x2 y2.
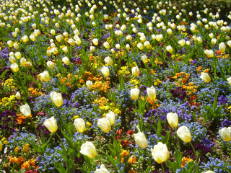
42 133 53 151
190 142 196 157
161 164 165 173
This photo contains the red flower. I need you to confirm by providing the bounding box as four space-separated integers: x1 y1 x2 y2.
126 130 134 135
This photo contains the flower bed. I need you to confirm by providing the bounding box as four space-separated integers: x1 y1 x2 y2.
0 0 230 172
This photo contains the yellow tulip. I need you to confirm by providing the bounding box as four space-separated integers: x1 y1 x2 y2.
151 142 170 164
80 141 97 159
50 91 63 107
177 126 192 143
43 116 58 133
74 118 86 133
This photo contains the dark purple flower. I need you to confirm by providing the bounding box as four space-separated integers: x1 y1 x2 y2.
71 57 82 64
129 13 135 18
177 48 186 54
170 87 187 100
71 102 80 108
101 33 110 39
195 138 214 153
221 119 231 127
0 47 9 59
218 95 228 105
75 46 82 50
191 60 197 64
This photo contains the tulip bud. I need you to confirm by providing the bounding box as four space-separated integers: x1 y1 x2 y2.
167 28 172 35
202 171 215 173
144 41 151 49
178 39 186 47
219 42 226 53
141 55 148 64
43 116 58 133
131 66 140 77
20 103 31 116
29 34 36 41
147 86 156 101
100 66 110 77
92 38 98 46
156 34 163 41
50 91 63 107
115 43 120 49
55 34 63 42
15 92 21 99
166 45 174 53
9 56 16 63
151 142 170 164
137 42 144 50
219 127 231 142
74 36 81 45
15 52 21 59
104 56 113 66
227 77 231 85
94 164 110 173
62 57 70 65
90 46 96 52
74 118 86 133
86 80 93 88
50 29 56 35
227 40 231 48
133 132 148 148
105 111 116 126
61 46 68 53
211 38 217 45
125 44 130 50
200 72 211 83
47 61 55 69
7 40 14 47
103 41 110 49
21 35 29 43
204 49 214 58
97 117 111 133
10 63 19 72
177 126 192 143
130 88 140 100
126 35 132 41
80 141 97 159
167 112 178 128
38 71 51 82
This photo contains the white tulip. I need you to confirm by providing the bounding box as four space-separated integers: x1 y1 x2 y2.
167 112 178 128
101 66 110 77
50 91 63 107
131 66 140 77
151 142 170 164
97 118 111 133
80 141 97 159
74 118 86 133
92 38 99 46
105 111 116 126
94 164 110 173
227 77 231 85
38 71 51 82
177 126 192 143
219 127 231 142
43 116 58 133
200 72 211 83
20 103 31 116
133 132 148 148
130 88 140 100
147 86 156 101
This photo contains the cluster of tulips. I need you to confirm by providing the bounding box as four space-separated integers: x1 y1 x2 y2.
0 0 230 172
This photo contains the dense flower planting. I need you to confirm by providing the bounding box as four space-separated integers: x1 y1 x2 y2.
0 0 231 172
